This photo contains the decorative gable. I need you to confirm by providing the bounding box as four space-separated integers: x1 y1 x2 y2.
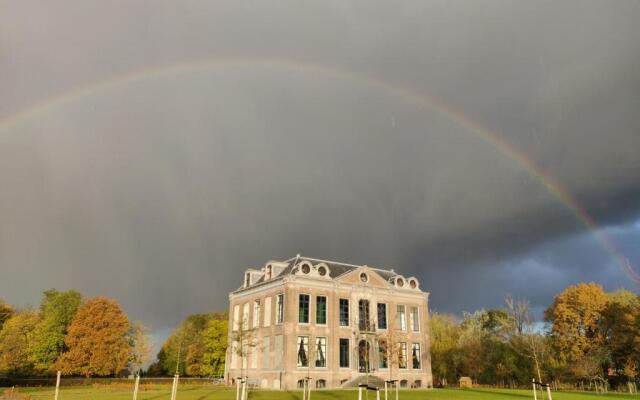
335 266 392 289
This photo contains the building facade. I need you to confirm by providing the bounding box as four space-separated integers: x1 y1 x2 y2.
225 255 433 390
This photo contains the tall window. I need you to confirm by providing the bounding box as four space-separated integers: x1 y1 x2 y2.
412 343 421 369
396 305 406 331
399 342 408 369
232 305 240 331
410 306 420 332
377 303 387 329
253 300 261 328
297 336 309 367
276 294 284 324
299 294 310 323
242 303 250 330
315 337 327 367
378 339 388 368
358 299 370 331
316 296 327 325
262 337 270 370
339 299 349 326
264 297 272 327
339 338 349 368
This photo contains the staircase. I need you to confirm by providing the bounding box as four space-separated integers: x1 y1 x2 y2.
340 375 386 389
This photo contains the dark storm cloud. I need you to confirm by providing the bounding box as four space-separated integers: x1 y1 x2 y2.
1 1 639 332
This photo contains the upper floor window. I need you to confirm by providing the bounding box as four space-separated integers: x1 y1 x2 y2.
358 299 371 331
276 294 284 324
339 299 349 327
396 305 406 331
299 294 310 323
377 303 387 329
410 306 420 332
316 296 327 325
253 300 261 328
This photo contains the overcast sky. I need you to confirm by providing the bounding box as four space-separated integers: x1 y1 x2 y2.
1 1 639 340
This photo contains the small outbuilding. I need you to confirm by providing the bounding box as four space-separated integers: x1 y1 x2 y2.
459 377 473 388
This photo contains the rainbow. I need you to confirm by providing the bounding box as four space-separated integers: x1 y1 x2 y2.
0 57 637 284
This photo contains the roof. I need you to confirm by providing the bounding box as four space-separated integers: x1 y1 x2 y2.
232 255 401 294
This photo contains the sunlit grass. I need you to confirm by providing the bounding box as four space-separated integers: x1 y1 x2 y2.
6 386 640 400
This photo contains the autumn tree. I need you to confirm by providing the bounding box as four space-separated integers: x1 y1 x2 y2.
599 290 640 381
0 299 13 332
545 282 608 380
56 297 132 376
129 322 152 374
429 313 461 386
0 309 39 376
151 313 212 376
202 312 229 377
31 289 82 373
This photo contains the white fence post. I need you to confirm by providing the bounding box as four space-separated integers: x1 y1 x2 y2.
132 374 140 400
54 370 61 400
384 381 388 400
532 379 537 400
546 384 552 400
236 378 241 400
170 374 179 400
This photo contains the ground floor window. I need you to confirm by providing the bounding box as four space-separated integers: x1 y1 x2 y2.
315 337 327 367
297 380 305 389
316 379 326 388
358 340 370 373
412 343 421 369
378 339 388 368
400 380 408 388
399 342 407 369
339 338 349 368
297 336 309 367
414 380 422 388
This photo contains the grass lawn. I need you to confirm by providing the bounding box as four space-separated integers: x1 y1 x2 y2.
4 386 639 400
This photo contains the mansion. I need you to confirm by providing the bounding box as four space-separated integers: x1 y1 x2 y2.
225 255 433 390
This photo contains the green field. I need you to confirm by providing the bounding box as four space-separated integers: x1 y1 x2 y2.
3 386 639 400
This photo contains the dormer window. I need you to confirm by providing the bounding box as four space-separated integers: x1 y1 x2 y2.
266 265 272 280
245 272 251 287
318 266 327 276
301 264 311 274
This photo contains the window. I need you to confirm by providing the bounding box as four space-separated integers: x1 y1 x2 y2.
412 343 421 369
339 338 349 368
315 337 327 367
360 272 368 282
276 294 284 324
242 303 250 330
262 337 270 369
316 296 327 325
339 299 349 326
378 339 388 369
399 342 407 369
316 379 326 388
245 272 251 287
396 305 406 331
297 336 309 367
264 297 272 327
299 294 310 323
232 305 240 331
274 335 283 369
377 303 387 329
358 299 370 331
358 340 370 373
410 306 420 332
253 300 261 328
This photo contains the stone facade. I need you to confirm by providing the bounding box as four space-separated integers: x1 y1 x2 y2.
225 255 433 390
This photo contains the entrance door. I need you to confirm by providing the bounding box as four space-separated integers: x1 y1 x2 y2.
358 340 370 373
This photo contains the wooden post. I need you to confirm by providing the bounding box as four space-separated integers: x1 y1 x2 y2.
241 379 246 400
546 384 552 400
171 374 179 400
236 378 241 400
395 382 398 400
376 389 380 400
307 379 311 400
358 386 362 400
302 380 306 400
54 370 61 400
384 381 388 400
532 379 537 400
132 374 140 400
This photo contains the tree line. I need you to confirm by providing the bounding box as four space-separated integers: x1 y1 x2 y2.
0 289 150 377
430 282 640 390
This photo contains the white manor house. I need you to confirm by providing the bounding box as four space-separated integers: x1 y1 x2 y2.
225 255 433 390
